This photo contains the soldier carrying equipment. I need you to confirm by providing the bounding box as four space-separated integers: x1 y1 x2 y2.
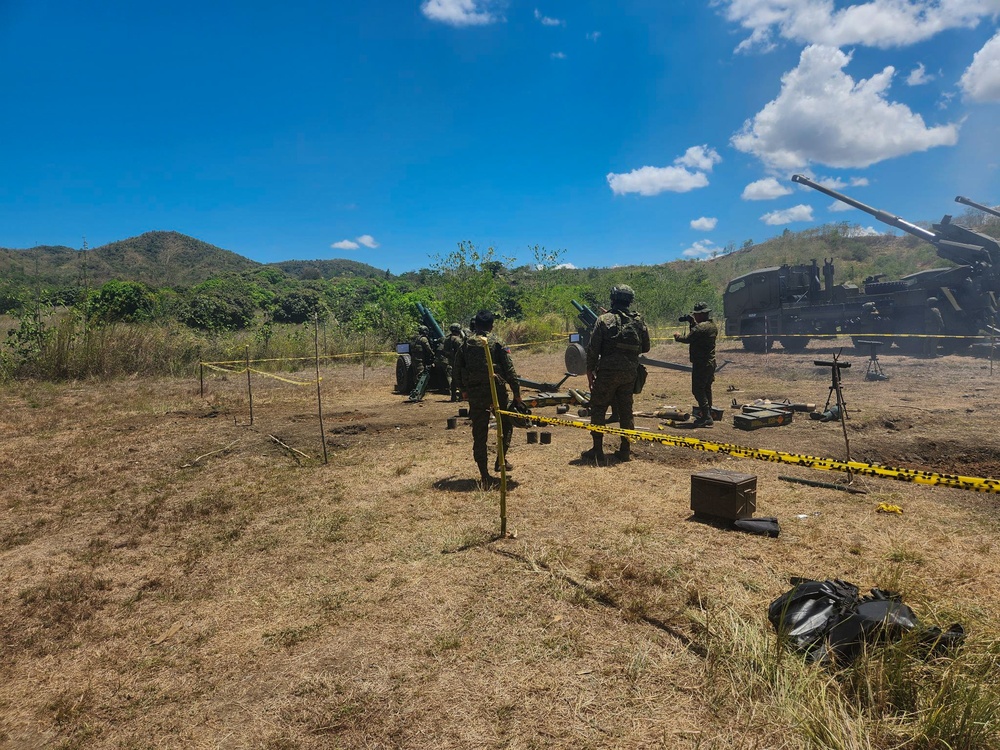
581 285 651 465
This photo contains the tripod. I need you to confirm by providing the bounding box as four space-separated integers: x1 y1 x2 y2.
857 339 888 381
815 354 853 476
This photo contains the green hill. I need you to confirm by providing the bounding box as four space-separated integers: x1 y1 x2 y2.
272 258 391 281
0 231 259 288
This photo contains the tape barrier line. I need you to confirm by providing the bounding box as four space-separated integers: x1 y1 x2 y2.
498 410 1000 494
247 368 317 386
728 333 995 340
202 351 396 367
202 362 318 386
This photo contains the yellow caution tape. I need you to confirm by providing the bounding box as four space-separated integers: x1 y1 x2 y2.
498 411 1000 494
246 368 317 386
202 363 246 374
876 502 904 514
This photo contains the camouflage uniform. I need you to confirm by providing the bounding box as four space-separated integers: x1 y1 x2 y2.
411 329 435 379
584 292 651 463
442 326 466 401
677 315 718 424
454 331 521 479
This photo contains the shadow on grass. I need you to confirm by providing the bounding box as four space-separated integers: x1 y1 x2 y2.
433 477 520 493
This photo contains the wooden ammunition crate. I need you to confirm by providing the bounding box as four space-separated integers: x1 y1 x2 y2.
691 469 757 521
733 409 793 431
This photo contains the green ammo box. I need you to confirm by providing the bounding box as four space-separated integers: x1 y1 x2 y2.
690 469 757 521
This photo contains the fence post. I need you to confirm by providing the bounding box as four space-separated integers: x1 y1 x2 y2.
245 345 254 426
315 315 329 464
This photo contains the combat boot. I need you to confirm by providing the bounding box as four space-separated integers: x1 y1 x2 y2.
494 459 513 472
580 434 606 466
477 459 501 489
614 439 631 462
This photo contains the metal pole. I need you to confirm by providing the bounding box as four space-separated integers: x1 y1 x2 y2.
199 362 204 398
482 336 507 537
245 345 254 426
315 315 328 464
362 332 367 380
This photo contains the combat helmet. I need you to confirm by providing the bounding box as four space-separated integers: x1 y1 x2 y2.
610 284 635 306
449 323 462 333
418 325 429 336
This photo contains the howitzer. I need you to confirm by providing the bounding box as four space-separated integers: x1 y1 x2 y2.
397 303 450 398
792 174 999 269
956 195 1000 220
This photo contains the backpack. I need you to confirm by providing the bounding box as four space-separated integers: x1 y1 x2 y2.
613 311 644 353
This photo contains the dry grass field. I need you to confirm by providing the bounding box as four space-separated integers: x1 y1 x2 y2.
2 337 1000 749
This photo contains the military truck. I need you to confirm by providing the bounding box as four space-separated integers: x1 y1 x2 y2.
723 176 1000 354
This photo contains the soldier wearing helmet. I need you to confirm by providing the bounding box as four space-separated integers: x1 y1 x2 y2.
454 310 525 488
409 324 436 401
581 284 651 465
442 323 466 401
674 302 718 427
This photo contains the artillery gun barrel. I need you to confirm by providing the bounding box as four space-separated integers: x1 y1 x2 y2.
416 302 445 340
956 195 1000 220
791 174 937 243
570 299 600 328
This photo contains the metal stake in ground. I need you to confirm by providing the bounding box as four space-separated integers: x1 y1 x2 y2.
245 345 254 426
314 314 329 465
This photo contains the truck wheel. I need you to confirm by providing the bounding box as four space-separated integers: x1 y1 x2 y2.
565 343 588 375
741 337 769 353
780 337 809 352
395 354 413 393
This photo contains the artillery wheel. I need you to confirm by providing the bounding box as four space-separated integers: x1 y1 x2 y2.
741 336 772 353
565 342 588 375
893 337 925 356
779 337 809 352
395 354 413 394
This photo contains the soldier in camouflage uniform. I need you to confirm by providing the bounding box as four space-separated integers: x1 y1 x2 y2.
442 323 466 401
581 285 651 465
454 310 524 488
411 325 435 383
674 302 718 427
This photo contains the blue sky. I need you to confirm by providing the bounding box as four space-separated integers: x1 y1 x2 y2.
2 1 999 273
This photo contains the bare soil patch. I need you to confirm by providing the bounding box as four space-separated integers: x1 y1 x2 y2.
2 339 999 748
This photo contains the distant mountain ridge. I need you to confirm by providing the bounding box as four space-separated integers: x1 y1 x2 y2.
0 231 388 288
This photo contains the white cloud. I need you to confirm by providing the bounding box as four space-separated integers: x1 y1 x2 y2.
421 0 497 26
682 240 722 259
332 234 378 251
586 31 602 41
607 166 709 195
553 262 577 269
761 204 814 224
691 216 719 231
731 45 959 169
534 8 564 26
742 177 793 200
675 145 722 171
906 62 935 86
961 31 1000 102
829 200 853 212
851 177 870 186
551 51 566 59
844 225 883 236
720 0 997 52
607 144 720 196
